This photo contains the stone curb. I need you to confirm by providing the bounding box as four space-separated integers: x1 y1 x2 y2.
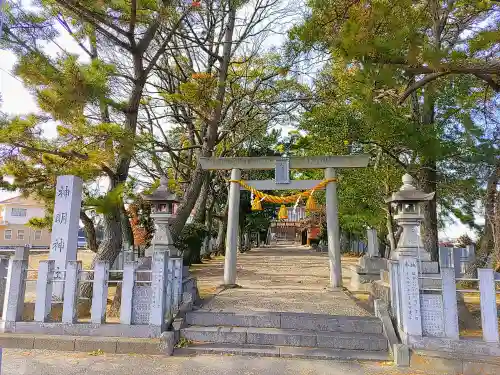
410 350 500 375
175 343 391 362
0 331 175 355
185 311 383 334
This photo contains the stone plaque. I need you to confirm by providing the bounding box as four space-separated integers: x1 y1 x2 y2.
399 257 422 335
420 294 444 337
275 158 290 184
131 286 152 324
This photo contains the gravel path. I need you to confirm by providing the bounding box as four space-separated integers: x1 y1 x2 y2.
197 244 370 316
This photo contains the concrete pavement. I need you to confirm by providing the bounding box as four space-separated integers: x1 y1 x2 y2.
1 349 436 375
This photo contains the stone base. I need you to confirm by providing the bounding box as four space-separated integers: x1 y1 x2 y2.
349 271 381 292
357 256 387 273
370 281 391 309
347 262 384 291
0 321 163 338
0 331 174 355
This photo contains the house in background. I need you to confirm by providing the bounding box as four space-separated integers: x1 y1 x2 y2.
0 196 51 249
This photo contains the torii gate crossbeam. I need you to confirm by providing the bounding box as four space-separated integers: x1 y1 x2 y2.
199 155 369 288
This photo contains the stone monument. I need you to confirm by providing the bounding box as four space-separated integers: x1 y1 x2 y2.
49 175 83 299
349 228 387 291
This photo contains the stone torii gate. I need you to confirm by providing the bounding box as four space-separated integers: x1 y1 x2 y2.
199 155 369 288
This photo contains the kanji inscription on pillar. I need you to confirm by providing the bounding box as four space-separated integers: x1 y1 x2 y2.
399 257 422 335
49 175 83 298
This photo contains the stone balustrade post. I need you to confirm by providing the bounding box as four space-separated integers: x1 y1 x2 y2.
165 257 174 317
366 228 379 257
120 261 137 325
62 261 81 323
34 260 55 322
441 267 459 339
452 248 462 278
466 244 476 264
91 261 109 324
388 260 401 322
2 255 28 324
0 257 10 312
172 257 183 311
438 247 452 269
149 251 167 329
478 268 499 343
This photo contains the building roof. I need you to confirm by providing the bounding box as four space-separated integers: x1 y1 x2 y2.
142 177 181 202
0 195 44 206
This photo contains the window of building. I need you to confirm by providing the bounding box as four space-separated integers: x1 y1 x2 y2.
4 230 12 240
34 230 42 240
17 230 24 240
11 208 27 217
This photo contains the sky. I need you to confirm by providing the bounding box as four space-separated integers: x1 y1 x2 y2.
0 2 480 241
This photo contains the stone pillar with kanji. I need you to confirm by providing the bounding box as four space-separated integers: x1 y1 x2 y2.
49 175 83 299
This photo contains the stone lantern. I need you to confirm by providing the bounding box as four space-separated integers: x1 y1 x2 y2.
386 174 435 260
143 177 181 256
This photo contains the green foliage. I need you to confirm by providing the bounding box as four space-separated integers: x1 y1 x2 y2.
176 222 209 266
85 185 125 215
28 216 53 230
288 0 499 238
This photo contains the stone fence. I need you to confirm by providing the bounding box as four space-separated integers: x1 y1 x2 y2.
0 247 193 339
438 245 476 277
389 256 500 356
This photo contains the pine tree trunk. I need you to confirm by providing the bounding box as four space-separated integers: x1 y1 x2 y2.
80 211 98 253
120 204 133 248
80 205 123 298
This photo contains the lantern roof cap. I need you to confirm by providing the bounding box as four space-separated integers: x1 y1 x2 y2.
385 174 435 203
142 176 181 202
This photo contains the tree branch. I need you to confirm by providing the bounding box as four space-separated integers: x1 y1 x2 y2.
398 72 451 104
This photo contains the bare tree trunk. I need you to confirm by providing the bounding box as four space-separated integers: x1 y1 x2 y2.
419 85 439 261
120 203 133 248
80 211 98 253
215 206 228 255
193 173 210 223
169 3 237 240
202 194 217 258
420 165 439 261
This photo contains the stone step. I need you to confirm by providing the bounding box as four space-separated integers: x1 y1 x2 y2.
180 326 388 351
175 343 391 361
185 311 382 334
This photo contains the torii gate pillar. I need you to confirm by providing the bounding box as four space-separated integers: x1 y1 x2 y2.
199 155 369 288
225 168 241 286
325 167 342 287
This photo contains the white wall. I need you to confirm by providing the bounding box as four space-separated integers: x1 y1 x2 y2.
3 205 46 224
